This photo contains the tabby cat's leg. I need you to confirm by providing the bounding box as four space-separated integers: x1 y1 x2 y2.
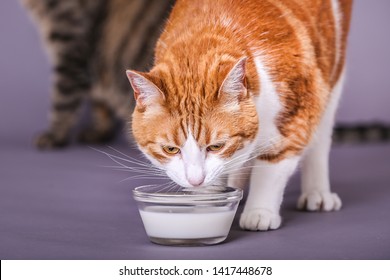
78 101 118 144
297 73 345 211
35 50 90 149
240 157 299 231
23 1 101 148
34 21 93 149
36 96 84 149
37 55 91 148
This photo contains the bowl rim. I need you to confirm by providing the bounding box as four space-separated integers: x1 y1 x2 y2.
133 185 243 204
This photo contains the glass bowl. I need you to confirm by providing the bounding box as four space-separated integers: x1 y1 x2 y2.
133 184 243 246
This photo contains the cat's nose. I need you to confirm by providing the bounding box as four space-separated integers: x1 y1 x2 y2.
188 176 205 187
186 164 205 186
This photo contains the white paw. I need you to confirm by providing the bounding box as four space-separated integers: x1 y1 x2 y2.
297 191 342 211
239 208 281 231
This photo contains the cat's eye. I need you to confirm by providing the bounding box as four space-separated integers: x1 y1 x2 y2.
162 145 180 155
207 143 225 152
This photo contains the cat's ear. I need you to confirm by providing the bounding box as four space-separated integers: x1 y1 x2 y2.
218 57 247 100
126 70 165 109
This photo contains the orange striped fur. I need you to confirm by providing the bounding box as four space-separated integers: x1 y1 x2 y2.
128 0 352 164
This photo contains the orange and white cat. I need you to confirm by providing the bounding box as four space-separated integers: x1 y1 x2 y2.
126 0 353 231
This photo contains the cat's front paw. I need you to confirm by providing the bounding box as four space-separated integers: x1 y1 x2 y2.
297 191 342 211
35 131 68 149
239 208 281 231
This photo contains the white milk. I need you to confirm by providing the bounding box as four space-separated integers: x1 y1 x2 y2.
139 206 237 239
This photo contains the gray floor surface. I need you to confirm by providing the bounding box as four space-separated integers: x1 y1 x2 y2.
1 134 389 259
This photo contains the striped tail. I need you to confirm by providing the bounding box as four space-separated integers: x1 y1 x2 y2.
333 122 390 143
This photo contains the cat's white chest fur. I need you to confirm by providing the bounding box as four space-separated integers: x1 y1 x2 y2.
252 53 283 154
225 53 284 190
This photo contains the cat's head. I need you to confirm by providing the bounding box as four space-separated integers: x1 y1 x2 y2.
126 57 258 188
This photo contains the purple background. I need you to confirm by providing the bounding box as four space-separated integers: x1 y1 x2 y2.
1 0 389 259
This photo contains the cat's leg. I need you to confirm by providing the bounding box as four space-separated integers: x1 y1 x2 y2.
240 156 299 231
35 50 90 149
36 94 85 149
24 1 101 148
297 72 345 211
78 101 118 144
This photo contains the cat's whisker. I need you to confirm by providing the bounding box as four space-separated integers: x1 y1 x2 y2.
120 174 167 180
113 170 168 177
223 167 271 176
106 146 134 159
139 183 170 191
91 146 162 170
226 135 290 166
91 146 170 183
154 182 179 193
221 136 290 175
167 182 181 193
106 146 153 167
102 164 161 172
108 148 161 173
223 140 287 178
223 135 283 165
119 174 169 183
101 157 157 172
106 164 165 173
131 182 178 194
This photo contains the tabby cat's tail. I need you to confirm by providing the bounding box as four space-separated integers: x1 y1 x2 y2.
333 122 390 143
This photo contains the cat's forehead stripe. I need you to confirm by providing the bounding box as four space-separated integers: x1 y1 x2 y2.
179 118 187 140
172 127 181 147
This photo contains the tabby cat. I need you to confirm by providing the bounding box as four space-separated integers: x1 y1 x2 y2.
125 0 353 231
22 0 175 148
